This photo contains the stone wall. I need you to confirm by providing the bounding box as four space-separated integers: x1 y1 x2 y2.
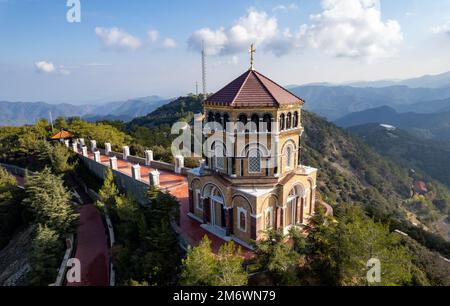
79 155 150 205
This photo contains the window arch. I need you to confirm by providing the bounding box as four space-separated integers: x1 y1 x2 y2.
279 114 285 131
251 114 259 132
248 149 262 174
263 114 272 132
207 112 214 123
293 111 299 128
286 113 292 129
237 114 248 133
214 113 222 125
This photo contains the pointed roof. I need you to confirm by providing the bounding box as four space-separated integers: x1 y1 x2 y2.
50 129 74 140
205 69 305 108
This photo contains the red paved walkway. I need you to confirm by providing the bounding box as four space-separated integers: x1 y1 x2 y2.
68 183 109 286
86 152 254 258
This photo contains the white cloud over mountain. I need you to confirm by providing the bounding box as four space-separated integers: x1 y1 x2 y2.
95 27 142 51
188 0 403 61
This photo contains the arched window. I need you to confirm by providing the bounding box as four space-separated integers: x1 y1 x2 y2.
286 113 292 129
238 114 248 133
214 113 222 125
279 114 285 131
251 114 259 132
207 112 214 123
293 111 299 128
248 149 261 173
263 114 272 132
286 146 293 169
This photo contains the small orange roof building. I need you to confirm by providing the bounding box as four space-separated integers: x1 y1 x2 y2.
49 129 74 140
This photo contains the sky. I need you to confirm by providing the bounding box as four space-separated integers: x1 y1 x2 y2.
1 0 450 104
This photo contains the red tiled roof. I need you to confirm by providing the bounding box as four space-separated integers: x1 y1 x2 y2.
205 69 305 108
50 129 74 140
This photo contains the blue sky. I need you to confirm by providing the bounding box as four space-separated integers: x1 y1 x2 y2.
1 0 450 104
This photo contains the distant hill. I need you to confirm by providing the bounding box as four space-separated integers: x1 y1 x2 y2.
0 96 168 126
397 97 450 114
128 95 203 129
334 106 450 142
348 123 450 187
290 85 450 120
325 71 450 89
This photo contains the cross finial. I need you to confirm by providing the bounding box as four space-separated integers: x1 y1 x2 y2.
249 43 256 70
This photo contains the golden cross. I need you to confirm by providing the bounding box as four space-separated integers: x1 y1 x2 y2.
249 43 256 70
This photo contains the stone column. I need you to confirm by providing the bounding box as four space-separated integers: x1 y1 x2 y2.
131 164 141 181
105 143 112 156
123 146 130 161
175 155 184 174
79 138 85 146
188 189 194 214
226 207 234 236
109 156 118 170
93 151 101 163
64 140 70 147
145 150 153 166
81 146 88 157
90 140 97 152
72 142 78 153
149 170 160 187
296 197 301 224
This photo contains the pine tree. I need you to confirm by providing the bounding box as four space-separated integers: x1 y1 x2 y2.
212 241 248 286
23 168 78 235
96 168 119 213
28 224 63 285
180 236 216 285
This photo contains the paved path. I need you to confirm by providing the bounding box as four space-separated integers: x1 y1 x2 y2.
87 152 254 258
68 181 109 286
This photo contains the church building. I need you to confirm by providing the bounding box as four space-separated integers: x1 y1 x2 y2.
187 48 318 247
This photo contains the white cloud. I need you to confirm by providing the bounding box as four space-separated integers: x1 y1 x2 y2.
34 61 72 75
188 9 278 55
190 1 402 62
35 61 55 74
95 27 142 51
296 0 403 61
148 29 159 42
163 38 178 49
431 22 450 35
273 3 298 12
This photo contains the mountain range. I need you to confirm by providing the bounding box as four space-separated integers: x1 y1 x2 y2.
335 106 450 142
0 96 169 126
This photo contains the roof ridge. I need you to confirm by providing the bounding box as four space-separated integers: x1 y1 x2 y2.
230 70 253 106
254 70 305 104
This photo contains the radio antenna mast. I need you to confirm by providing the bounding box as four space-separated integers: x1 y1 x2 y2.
201 40 207 101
